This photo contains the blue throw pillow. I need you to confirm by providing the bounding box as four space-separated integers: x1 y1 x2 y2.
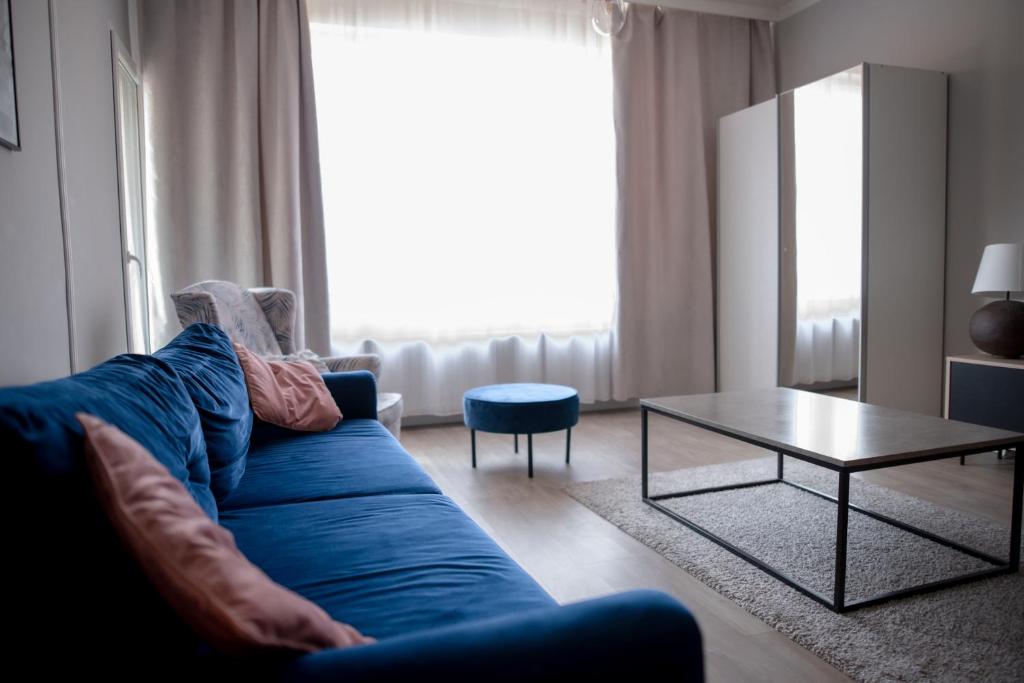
155 323 253 501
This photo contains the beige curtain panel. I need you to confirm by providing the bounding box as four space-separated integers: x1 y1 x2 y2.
141 0 330 354
611 5 774 400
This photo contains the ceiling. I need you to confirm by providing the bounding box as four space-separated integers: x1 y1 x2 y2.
647 0 820 22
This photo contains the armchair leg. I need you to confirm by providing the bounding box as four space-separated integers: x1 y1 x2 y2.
471 429 477 468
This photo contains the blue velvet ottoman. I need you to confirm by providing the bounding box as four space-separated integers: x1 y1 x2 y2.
463 383 580 478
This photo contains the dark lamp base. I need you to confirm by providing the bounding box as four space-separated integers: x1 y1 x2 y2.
969 299 1024 359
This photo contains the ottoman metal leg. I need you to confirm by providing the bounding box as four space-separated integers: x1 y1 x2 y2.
471 429 477 468
528 434 533 478
514 433 519 453
566 428 571 464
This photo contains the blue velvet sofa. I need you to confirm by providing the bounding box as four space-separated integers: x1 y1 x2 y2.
1 324 702 681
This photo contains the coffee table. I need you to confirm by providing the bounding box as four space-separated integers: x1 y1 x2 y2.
641 388 1023 613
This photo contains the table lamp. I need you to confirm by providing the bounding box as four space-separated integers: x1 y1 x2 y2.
969 242 1024 358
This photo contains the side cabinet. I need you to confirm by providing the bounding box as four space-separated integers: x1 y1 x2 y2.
945 355 1024 462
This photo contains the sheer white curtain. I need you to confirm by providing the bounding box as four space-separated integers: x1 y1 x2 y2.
307 0 616 415
792 67 862 384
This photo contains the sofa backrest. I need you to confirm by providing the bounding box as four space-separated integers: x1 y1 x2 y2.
155 323 253 502
0 352 216 668
0 353 216 514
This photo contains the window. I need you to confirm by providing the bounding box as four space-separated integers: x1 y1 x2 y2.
310 1 616 344
111 33 150 353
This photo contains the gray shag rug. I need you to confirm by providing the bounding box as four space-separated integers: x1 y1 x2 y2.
565 457 1023 683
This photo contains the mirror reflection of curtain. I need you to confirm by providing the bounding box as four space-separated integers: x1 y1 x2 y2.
791 66 862 385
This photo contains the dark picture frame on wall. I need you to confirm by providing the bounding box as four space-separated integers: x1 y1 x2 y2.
1 0 20 151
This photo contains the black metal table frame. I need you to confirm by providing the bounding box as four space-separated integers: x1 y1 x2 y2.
641 405 1024 613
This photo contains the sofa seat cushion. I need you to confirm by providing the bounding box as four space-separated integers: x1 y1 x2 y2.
221 419 440 510
220 494 556 640
155 323 253 502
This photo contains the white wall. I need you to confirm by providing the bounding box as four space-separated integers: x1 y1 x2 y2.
0 0 133 386
0 0 70 385
54 0 133 371
777 0 1024 357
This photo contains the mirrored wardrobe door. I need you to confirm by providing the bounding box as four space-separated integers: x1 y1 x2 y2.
778 65 863 398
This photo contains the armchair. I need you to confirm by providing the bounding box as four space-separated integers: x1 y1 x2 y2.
171 280 403 437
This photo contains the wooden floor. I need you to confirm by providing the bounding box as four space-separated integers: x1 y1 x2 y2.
401 407 1016 683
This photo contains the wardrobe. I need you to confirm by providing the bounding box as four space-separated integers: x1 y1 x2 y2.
717 63 948 415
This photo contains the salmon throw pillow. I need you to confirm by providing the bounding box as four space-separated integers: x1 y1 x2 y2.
78 413 372 653
232 343 342 431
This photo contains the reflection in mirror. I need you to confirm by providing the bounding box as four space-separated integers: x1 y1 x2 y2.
794 389 862 462
779 65 862 399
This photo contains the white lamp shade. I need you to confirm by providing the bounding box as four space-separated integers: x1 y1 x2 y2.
971 242 1024 296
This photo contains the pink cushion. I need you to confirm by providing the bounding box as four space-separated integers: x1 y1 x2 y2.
233 343 341 431
77 413 372 654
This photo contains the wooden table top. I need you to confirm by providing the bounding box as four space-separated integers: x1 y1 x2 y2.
642 388 1024 469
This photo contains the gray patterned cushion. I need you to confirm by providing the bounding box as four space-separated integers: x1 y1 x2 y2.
323 354 381 377
171 281 282 356
249 288 297 355
264 349 330 374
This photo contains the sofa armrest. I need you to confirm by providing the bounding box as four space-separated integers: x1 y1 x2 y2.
281 590 703 682
322 371 378 420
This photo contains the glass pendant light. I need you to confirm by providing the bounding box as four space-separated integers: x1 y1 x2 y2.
591 0 628 37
